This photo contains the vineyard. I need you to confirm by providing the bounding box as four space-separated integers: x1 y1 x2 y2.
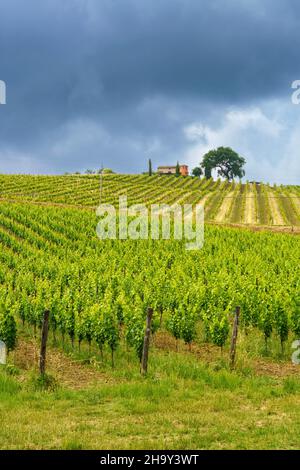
0 201 299 370
1 178 300 450
0 174 299 227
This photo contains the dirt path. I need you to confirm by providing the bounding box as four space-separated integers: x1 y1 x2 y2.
214 191 235 222
267 189 285 226
14 338 112 389
244 186 256 224
208 220 300 234
154 331 300 378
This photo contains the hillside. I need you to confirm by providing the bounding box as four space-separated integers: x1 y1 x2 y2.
0 174 299 227
0 200 300 449
0 178 300 450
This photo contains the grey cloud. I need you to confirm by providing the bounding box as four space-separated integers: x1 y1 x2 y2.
0 0 299 178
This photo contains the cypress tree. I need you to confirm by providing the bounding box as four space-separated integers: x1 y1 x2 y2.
148 158 152 176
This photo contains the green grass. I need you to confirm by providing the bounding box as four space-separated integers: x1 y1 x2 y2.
1 342 300 450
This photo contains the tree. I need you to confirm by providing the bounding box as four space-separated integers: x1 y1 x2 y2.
192 167 203 178
175 161 180 177
201 147 245 181
98 168 114 174
85 169 94 175
204 165 212 179
148 158 152 177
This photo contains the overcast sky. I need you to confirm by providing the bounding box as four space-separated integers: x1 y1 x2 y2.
0 0 299 183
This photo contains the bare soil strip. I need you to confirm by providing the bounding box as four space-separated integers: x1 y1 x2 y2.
153 331 300 378
267 190 285 226
244 186 256 224
196 193 210 207
215 191 235 222
13 338 112 389
209 221 300 234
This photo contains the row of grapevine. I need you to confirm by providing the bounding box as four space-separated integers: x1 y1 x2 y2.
0 175 299 226
0 202 299 368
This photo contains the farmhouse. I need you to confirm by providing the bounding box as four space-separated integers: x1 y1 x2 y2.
157 164 189 176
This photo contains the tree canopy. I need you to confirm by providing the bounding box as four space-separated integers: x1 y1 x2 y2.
201 147 245 180
192 167 203 178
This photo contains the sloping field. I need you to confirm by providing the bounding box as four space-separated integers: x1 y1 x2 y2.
0 174 299 227
0 187 300 450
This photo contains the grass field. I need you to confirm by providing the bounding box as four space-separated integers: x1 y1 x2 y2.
2 326 300 450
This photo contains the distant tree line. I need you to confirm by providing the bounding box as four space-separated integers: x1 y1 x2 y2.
64 146 246 182
64 168 115 175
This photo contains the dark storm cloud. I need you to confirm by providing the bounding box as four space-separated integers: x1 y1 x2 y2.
0 0 300 175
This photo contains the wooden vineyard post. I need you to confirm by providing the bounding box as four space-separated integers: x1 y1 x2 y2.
39 310 50 376
229 306 240 370
141 307 153 376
